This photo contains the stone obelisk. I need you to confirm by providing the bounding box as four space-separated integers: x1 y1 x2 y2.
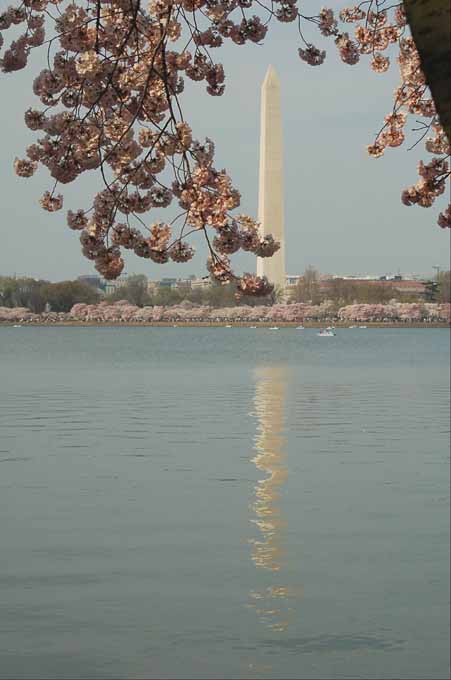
256 66 286 292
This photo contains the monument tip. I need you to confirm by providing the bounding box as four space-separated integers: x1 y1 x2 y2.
263 65 279 88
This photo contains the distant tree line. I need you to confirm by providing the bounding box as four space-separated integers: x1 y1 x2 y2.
289 267 451 305
0 277 100 313
436 271 451 303
105 275 281 308
1 269 449 312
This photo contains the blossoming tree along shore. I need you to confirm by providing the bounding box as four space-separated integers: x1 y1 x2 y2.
1 1 450 294
1 301 449 324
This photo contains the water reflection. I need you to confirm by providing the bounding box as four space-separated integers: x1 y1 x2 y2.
248 366 303 633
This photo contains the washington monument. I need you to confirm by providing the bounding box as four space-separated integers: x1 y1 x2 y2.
256 65 286 291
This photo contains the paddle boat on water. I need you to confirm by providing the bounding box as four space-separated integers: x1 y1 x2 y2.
318 328 336 337
295 325 305 330
269 326 279 330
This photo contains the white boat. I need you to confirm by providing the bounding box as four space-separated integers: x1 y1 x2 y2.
318 329 336 337
349 325 356 329
359 325 367 329
295 325 305 330
269 326 279 330
249 326 257 329
225 324 232 328
13 324 22 328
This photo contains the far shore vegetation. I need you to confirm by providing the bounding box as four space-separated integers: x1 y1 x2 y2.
1 268 450 314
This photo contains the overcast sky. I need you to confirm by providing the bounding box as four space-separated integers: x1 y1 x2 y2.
0 12 449 281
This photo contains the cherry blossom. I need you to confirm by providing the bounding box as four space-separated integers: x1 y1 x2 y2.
298 45 325 66
437 205 451 229
0 0 449 291
1 300 450 325
14 158 37 177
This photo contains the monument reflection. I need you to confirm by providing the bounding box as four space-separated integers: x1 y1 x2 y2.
248 366 302 633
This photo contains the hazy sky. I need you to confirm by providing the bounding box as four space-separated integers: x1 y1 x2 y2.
1 13 449 281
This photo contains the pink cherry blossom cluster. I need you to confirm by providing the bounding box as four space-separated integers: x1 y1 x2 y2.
0 0 449 291
1 0 282 293
295 5 450 224
401 158 449 209
437 206 451 230
1 301 450 324
62 300 448 323
298 4 402 68
337 302 451 323
0 306 36 321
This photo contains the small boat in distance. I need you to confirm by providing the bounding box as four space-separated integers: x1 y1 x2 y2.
318 329 336 337
225 324 232 328
249 326 257 329
13 324 22 328
269 326 279 330
359 325 368 329
295 325 305 330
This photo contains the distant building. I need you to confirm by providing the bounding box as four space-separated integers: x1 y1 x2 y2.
148 277 198 293
191 277 211 290
78 275 104 290
104 282 117 295
319 277 426 296
390 280 427 295
285 275 301 288
175 279 192 290
329 275 381 281
147 280 159 294
159 277 178 289
103 274 128 296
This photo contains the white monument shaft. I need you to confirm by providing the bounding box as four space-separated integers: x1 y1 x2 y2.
256 66 286 291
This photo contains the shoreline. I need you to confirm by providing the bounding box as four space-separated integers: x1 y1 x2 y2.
1 321 449 329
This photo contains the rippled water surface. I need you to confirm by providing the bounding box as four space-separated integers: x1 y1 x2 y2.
1 327 449 679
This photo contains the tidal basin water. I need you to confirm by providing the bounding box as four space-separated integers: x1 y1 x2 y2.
1 327 449 679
